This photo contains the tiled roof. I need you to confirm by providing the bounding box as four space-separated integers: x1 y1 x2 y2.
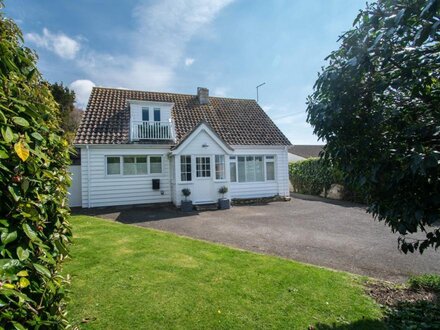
74 87 291 146
288 145 324 158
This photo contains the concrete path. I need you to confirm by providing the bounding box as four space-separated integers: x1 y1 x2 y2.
76 194 440 282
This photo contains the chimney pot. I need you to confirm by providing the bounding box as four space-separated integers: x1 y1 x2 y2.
197 87 209 105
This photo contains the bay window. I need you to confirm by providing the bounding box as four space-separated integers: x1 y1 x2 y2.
230 155 275 182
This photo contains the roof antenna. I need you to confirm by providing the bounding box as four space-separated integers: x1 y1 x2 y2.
256 82 266 103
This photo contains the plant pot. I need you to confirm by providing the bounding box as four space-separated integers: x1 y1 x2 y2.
181 200 193 212
218 198 230 210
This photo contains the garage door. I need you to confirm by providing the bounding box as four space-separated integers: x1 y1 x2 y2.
68 165 82 207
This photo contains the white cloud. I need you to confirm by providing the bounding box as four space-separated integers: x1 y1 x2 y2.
74 0 233 90
69 79 95 109
261 104 273 112
213 87 228 97
184 57 195 66
26 28 80 60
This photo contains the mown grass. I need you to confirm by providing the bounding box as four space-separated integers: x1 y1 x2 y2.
65 215 383 329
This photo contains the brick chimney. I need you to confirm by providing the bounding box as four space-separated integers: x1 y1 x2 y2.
197 87 209 105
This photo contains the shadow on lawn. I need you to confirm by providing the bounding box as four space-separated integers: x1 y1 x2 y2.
315 318 385 330
72 203 200 224
315 297 440 329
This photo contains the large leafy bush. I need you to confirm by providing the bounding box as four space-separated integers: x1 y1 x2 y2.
0 5 72 329
289 158 340 195
307 0 439 253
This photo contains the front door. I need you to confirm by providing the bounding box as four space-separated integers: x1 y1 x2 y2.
193 156 214 204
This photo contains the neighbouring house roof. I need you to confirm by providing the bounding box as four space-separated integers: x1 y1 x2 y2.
74 87 291 146
288 145 324 158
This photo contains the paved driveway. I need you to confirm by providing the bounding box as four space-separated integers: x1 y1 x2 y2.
77 194 440 282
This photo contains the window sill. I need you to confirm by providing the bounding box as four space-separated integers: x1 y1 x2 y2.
105 173 163 178
230 180 275 184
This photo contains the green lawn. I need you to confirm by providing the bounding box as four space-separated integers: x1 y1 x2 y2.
65 215 384 329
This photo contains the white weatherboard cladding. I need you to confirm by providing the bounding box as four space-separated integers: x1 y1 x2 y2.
178 129 226 155
229 146 289 199
80 147 171 207
170 156 177 205
67 165 82 207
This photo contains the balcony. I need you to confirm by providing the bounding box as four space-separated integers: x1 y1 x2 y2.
131 121 173 141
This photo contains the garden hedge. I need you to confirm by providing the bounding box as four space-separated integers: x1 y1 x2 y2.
289 158 340 196
0 6 72 329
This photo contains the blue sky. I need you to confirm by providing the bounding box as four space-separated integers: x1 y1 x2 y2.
5 0 366 144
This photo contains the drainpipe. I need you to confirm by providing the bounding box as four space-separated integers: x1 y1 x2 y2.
86 145 91 208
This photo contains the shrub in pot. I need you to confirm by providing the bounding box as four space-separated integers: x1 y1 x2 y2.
181 188 193 212
218 186 230 209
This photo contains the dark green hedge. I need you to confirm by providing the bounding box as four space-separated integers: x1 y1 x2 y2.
289 158 341 196
0 7 72 329
289 158 368 203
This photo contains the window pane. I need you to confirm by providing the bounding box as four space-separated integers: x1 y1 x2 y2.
136 156 148 175
154 108 161 122
238 156 246 182
266 161 275 180
255 156 264 181
150 156 162 174
142 107 149 121
215 155 225 180
123 157 136 175
180 155 191 181
107 157 120 175
196 157 211 177
230 162 237 182
246 156 255 182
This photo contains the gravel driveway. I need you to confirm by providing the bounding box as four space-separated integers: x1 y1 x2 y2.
78 194 440 282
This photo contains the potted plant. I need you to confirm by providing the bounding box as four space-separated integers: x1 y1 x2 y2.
218 186 230 210
181 188 193 212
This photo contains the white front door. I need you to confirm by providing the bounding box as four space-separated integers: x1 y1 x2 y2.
193 156 215 204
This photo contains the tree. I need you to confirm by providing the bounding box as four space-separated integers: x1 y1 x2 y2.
49 82 83 141
0 3 71 328
307 0 439 253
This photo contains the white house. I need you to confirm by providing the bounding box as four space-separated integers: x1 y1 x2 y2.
72 87 291 208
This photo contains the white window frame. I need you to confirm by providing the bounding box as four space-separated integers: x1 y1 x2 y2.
105 155 163 177
214 155 226 181
265 155 276 181
180 155 192 182
229 155 276 183
195 156 211 178
106 156 123 176
149 155 163 174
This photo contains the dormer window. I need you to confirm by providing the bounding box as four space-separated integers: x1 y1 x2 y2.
142 107 149 121
129 100 174 141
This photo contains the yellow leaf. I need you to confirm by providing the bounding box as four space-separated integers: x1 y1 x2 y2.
14 141 29 161
3 283 15 289
17 270 28 277
19 277 30 288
